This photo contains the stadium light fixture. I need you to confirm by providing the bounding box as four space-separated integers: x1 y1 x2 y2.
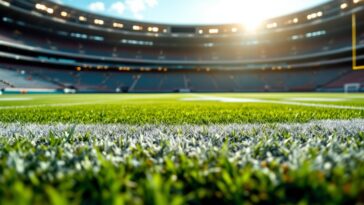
133 25 143 31
231 27 238 33
340 3 348 9
61 11 68 17
94 19 104 25
35 3 46 10
148 27 159 32
46 8 54 14
113 22 124 28
307 11 322 20
208 28 219 34
35 3 54 14
307 14 314 20
79 16 87 21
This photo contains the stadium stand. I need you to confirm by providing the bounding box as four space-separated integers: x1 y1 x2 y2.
0 63 356 93
0 0 363 93
322 70 364 91
0 67 57 89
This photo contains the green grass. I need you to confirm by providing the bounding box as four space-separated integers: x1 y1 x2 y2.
0 93 364 204
1 93 364 124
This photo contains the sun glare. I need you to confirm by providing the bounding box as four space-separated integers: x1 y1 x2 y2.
237 0 271 32
208 0 291 32
240 14 264 32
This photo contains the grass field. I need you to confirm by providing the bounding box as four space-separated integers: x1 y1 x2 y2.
1 93 364 124
0 93 364 204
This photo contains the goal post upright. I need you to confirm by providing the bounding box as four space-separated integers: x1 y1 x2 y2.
352 13 364 70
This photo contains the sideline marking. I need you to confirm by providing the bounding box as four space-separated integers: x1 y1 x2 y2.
181 96 364 110
284 97 347 102
0 102 96 110
0 98 32 101
182 97 262 103
0 94 176 109
265 100 364 110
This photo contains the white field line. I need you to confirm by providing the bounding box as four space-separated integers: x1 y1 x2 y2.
263 100 364 110
0 94 231 110
0 98 33 101
0 94 174 110
0 102 99 110
283 97 347 102
1 119 364 138
347 96 364 99
182 96 261 103
182 96 364 110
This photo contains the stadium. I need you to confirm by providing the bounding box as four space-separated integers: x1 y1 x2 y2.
0 0 364 204
0 0 363 93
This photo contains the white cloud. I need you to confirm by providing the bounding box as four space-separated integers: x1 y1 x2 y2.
126 0 146 14
88 0 158 19
88 2 105 12
145 0 158 8
109 2 126 15
125 0 158 19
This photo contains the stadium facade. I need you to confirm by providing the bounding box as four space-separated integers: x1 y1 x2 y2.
0 0 363 93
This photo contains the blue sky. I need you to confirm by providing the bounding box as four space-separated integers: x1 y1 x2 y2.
53 0 330 25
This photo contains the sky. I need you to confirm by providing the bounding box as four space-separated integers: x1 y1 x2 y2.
52 0 330 25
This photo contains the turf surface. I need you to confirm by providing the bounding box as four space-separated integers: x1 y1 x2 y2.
1 93 364 124
0 93 364 204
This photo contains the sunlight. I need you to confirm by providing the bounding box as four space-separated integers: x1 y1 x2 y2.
237 1 268 31
208 0 291 32
236 0 272 32
240 15 264 32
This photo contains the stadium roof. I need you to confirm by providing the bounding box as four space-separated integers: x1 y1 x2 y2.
53 0 330 25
